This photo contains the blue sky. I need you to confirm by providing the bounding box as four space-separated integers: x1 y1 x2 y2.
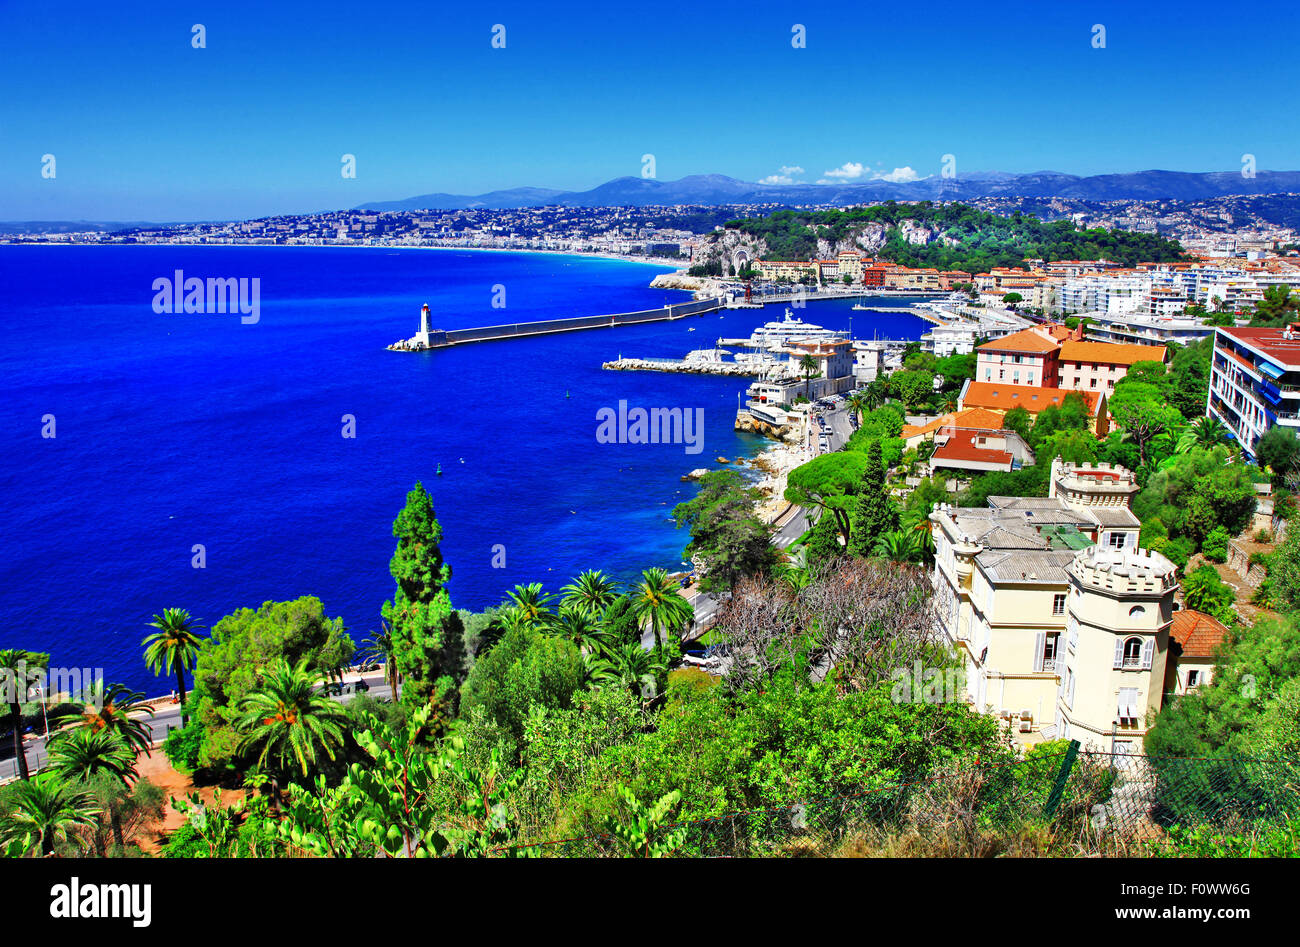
1 0 1296 221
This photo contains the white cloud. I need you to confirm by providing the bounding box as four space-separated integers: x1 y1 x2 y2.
816 163 925 185
817 161 867 184
758 165 805 185
874 166 920 183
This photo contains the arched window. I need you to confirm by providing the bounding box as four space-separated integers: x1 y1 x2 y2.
1128 605 1146 619
1123 636 1143 668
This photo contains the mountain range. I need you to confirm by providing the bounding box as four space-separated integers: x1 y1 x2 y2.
357 170 1300 212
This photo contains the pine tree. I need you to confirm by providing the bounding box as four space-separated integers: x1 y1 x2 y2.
380 482 465 711
848 441 899 558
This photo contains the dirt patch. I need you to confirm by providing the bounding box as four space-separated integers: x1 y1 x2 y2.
134 748 246 854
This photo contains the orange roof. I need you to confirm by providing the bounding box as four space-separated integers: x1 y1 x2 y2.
1170 610 1229 659
901 407 1009 439
1059 340 1167 366
976 328 1060 355
961 382 1099 415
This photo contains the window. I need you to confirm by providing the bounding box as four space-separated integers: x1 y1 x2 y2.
1187 670 1200 688
1128 605 1146 618
1052 593 1066 616
1043 634 1059 673
1090 378 1097 389
1108 532 1126 549
1122 637 1143 668
1117 687 1140 721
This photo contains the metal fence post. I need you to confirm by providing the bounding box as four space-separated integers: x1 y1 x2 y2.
1043 740 1081 819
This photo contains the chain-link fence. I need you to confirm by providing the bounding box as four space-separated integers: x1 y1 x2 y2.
491 747 1300 857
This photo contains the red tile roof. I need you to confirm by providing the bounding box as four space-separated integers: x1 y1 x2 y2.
932 431 1013 466
1170 609 1229 659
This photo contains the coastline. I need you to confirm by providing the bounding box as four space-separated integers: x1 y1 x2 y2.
0 239 687 272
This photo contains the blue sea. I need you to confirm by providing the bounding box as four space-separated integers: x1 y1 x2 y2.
0 245 929 693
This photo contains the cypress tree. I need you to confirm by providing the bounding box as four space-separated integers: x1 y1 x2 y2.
848 441 899 557
804 509 843 566
381 482 465 710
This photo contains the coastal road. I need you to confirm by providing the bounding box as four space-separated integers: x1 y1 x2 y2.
1 669 392 783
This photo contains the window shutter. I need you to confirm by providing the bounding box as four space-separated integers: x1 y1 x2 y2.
1067 675 1076 707
1113 637 1125 669
1032 632 1046 673
1141 637 1155 670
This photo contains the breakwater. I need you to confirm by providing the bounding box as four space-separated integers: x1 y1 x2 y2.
390 296 725 350
603 355 788 378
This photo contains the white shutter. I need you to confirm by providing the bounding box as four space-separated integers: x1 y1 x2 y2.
1032 631 1046 673
1067 674 1076 707
1113 637 1125 669
1141 637 1155 670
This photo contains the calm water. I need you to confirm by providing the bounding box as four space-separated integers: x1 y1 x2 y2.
0 245 929 692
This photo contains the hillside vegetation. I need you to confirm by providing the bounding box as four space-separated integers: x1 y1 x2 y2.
717 202 1187 271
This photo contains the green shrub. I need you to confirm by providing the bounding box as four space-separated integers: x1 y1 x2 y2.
162 720 204 773
1201 526 1230 563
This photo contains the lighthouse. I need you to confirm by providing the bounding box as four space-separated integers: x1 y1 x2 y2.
414 303 432 348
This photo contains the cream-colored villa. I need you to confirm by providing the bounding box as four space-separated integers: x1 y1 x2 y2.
929 459 1178 756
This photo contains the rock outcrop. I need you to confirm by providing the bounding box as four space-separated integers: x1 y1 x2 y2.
735 409 799 444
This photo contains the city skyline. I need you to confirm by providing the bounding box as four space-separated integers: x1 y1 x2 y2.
3 0 1298 220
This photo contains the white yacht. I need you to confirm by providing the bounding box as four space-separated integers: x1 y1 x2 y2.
745 309 839 350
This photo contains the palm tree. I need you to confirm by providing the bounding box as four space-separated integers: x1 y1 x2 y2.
75 681 155 756
560 570 619 618
799 354 820 400
235 658 348 779
0 771 99 856
586 640 666 702
777 546 811 593
0 649 49 781
360 621 400 699
844 391 868 423
551 607 605 654
142 608 204 724
873 529 920 563
630 568 694 659
1179 416 1227 452
47 726 137 851
505 583 556 628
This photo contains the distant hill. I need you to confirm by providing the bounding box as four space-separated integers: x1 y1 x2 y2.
692 204 1188 276
359 170 1300 212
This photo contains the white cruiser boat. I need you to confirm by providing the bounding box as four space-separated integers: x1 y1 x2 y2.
745 309 839 350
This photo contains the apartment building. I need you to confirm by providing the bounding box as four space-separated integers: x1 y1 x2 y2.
929 460 1173 751
975 327 1063 387
785 338 855 396
1057 340 1165 396
1207 325 1300 457
1083 310 1214 348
